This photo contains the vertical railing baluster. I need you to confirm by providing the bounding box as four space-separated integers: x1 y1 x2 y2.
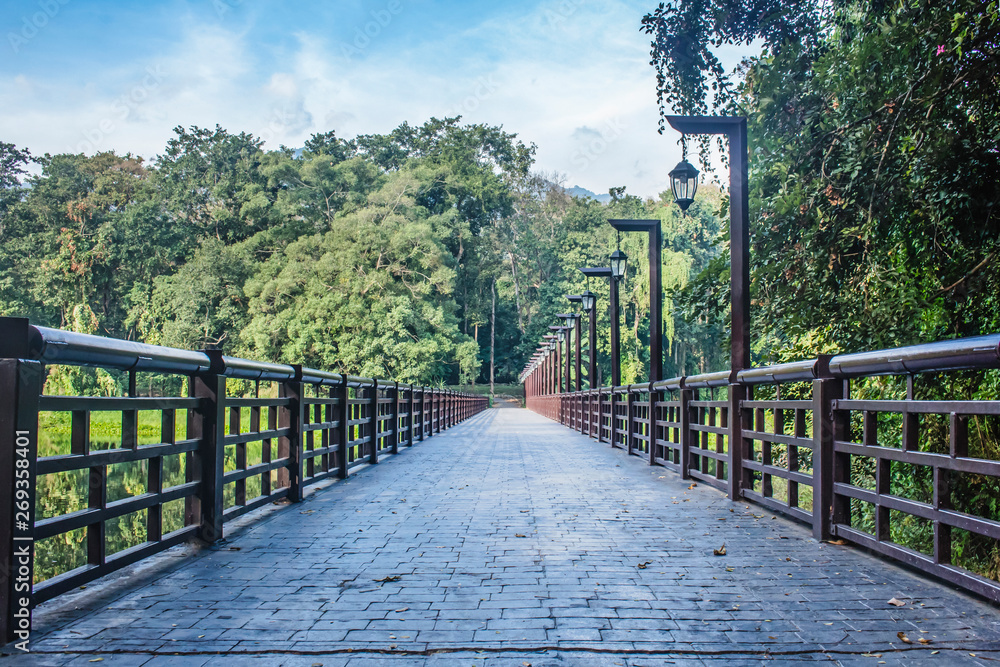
0 357 43 644
812 362 841 541
391 382 400 455
369 380 379 464
189 364 226 544
338 375 350 480
280 369 304 502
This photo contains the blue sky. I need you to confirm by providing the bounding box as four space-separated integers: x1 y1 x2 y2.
2 0 755 198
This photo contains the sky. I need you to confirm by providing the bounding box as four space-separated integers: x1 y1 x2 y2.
1 0 755 199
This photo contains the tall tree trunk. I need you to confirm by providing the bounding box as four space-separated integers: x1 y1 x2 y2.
490 278 496 398
508 252 525 333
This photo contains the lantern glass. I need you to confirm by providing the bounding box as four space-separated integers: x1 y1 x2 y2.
610 249 628 281
668 160 699 211
580 290 596 311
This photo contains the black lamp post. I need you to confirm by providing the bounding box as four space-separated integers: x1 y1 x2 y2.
665 116 750 373
609 219 663 383
558 312 581 392
580 290 598 388
580 266 621 388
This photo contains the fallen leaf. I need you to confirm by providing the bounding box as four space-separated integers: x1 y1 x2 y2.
394 607 409 613
688 483 697 489
89 661 103 664
637 561 652 569
523 663 533 667
515 533 527 538
887 597 907 607
827 539 848 546
713 544 727 556
918 638 932 645
374 575 401 583
897 631 913 644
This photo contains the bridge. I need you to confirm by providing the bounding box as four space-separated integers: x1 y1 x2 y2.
3 317 1000 665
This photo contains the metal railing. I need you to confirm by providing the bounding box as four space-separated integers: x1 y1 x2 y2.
527 334 1000 603
0 317 488 643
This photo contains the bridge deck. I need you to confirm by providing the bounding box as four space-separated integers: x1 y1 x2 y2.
12 409 1000 666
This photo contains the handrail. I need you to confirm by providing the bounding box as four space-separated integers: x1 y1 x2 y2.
28 324 213 375
737 358 822 385
829 334 1000 377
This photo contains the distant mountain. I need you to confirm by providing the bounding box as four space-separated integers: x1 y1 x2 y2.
566 186 612 203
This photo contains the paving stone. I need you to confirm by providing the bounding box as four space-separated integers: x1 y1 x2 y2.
10 409 1000 665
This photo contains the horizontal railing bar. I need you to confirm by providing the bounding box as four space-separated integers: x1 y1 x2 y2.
742 430 815 449
223 458 290 485
834 526 1000 604
34 482 199 540
833 441 1000 476
32 526 198 604
303 420 341 432
833 399 1000 415
223 428 291 446
38 396 202 412
742 460 814 486
742 490 813 524
223 489 290 522
37 440 200 475
225 398 289 408
742 400 812 410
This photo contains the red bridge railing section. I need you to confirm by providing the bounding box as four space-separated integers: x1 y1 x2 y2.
0 317 487 643
526 335 1000 604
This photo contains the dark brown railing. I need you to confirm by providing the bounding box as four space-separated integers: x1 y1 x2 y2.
527 334 1000 603
0 317 487 643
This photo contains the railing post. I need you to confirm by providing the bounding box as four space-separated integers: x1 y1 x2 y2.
189 365 226 544
0 356 43 647
407 384 415 446
626 386 634 453
369 380 379 464
812 357 840 541
391 382 400 455
598 389 606 443
648 382 657 466
679 381 692 480
338 375 350 479
728 380 749 502
280 368 304 503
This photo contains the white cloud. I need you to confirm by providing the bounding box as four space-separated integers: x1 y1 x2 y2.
0 1 754 197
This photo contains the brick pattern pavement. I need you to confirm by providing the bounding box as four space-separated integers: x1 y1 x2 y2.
5 408 1000 666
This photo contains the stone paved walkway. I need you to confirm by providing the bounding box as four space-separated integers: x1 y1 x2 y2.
7 408 1000 666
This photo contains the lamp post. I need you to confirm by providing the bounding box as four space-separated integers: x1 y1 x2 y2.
549 325 571 394
608 219 663 383
665 116 750 373
565 297 588 390
666 116 750 504
558 313 582 392
543 334 558 393
580 266 621 387
580 290 597 388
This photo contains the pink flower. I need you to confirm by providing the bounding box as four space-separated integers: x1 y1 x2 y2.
936 45 946 55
